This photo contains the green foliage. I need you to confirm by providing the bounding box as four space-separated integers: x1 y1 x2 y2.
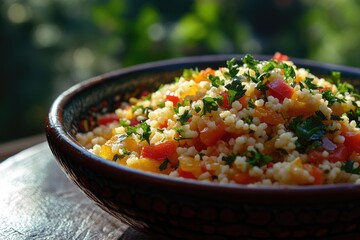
1 0 360 143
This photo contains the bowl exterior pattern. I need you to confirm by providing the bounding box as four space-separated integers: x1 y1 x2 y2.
46 55 360 239
47 143 360 240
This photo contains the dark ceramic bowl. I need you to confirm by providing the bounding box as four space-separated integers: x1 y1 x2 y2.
46 55 360 240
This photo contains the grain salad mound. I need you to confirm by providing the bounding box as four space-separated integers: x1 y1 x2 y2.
76 53 360 186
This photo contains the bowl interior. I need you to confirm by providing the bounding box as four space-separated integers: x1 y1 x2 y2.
49 54 360 201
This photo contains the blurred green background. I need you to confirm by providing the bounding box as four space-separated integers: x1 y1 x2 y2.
1 0 360 143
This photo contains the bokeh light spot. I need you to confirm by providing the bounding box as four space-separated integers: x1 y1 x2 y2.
147 23 166 42
33 24 62 48
7 3 30 24
73 47 95 69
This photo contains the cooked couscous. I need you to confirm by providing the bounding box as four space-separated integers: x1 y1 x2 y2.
76 53 360 185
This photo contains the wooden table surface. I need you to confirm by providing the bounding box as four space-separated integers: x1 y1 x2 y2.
0 142 158 240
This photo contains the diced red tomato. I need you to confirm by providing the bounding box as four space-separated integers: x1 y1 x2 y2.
165 94 180 106
199 121 226 147
308 145 349 163
220 92 248 109
178 168 197 179
97 113 119 125
141 141 178 163
304 164 324 185
130 117 139 126
200 164 215 175
193 136 207 151
220 92 231 109
266 79 294 103
343 132 360 154
272 52 289 61
140 90 150 98
266 162 274 169
233 172 259 184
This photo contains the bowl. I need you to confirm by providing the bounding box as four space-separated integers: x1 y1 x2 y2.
46 55 360 239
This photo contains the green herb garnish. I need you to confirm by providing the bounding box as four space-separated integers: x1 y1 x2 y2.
131 106 153 116
341 160 360 175
202 96 223 115
261 60 276 73
281 63 296 81
126 121 152 144
226 58 241 78
119 119 130 127
241 54 259 74
246 151 273 167
159 158 170 171
322 90 346 106
209 74 224 87
248 98 255 108
182 68 199 79
303 77 319 90
112 149 130 161
288 111 327 153
225 78 246 105
346 107 360 127
178 109 192 125
328 71 357 95
222 154 237 166
174 103 192 125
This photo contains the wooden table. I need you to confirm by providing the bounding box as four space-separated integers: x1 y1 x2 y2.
0 142 158 240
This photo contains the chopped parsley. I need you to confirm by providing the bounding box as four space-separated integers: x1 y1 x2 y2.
281 63 296 81
126 121 151 144
246 151 273 167
226 58 241 78
112 154 120 161
208 74 224 87
341 160 360 175
182 68 199 79
221 58 247 104
300 77 319 90
322 90 346 106
174 103 192 125
225 78 246 105
178 109 192 125
261 60 276 73
174 127 192 141
202 96 223 115
248 98 255 108
288 111 327 153
328 71 359 96
222 151 272 167
241 54 259 74
119 119 130 127
112 149 130 161
157 102 165 108
346 107 360 127
131 105 153 116
222 154 237 165
159 158 170 171
255 80 269 95
194 105 201 113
